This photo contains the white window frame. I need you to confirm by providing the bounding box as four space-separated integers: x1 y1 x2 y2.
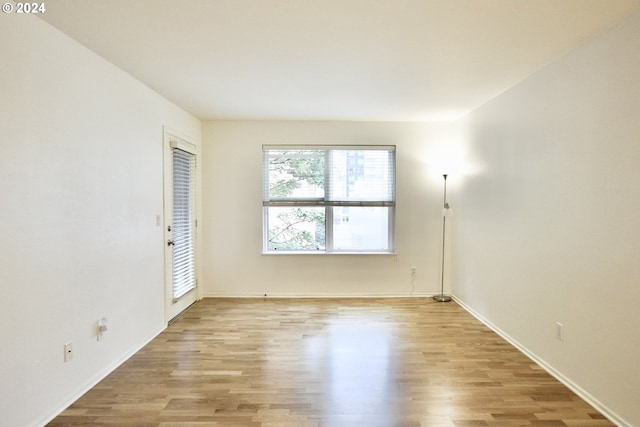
262 145 396 254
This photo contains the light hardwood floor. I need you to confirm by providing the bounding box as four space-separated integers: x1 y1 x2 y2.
48 298 613 427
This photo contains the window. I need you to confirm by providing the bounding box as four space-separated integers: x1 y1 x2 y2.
263 145 395 253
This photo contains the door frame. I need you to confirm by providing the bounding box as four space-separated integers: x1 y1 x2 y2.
163 126 200 322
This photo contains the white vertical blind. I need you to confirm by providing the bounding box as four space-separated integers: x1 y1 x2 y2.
172 148 196 301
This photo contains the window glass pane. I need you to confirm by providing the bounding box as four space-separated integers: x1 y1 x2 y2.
328 150 394 202
266 207 326 251
332 207 390 251
266 150 325 199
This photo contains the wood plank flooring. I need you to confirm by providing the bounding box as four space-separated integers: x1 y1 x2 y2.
48 298 613 427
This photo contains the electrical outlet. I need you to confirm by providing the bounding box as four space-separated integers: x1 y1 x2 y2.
97 317 108 341
555 322 564 341
64 342 73 362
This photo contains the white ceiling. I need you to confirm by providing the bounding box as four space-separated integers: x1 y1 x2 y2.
39 0 640 122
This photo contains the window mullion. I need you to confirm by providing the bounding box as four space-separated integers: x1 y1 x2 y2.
324 150 332 251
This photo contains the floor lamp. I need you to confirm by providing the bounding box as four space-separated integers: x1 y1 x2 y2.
433 174 452 302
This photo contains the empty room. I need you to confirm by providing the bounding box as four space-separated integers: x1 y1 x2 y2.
1 1 640 426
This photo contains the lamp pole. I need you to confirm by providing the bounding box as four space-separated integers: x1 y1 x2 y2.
434 174 452 302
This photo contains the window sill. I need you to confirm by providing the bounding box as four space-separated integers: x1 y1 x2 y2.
262 251 397 255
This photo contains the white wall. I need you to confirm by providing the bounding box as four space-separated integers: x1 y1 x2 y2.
201 120 459 297
0 16 200 427
453 11 640 426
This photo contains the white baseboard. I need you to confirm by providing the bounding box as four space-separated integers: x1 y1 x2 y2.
202 292 436 298
34 324 167 427
453 296 629 427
